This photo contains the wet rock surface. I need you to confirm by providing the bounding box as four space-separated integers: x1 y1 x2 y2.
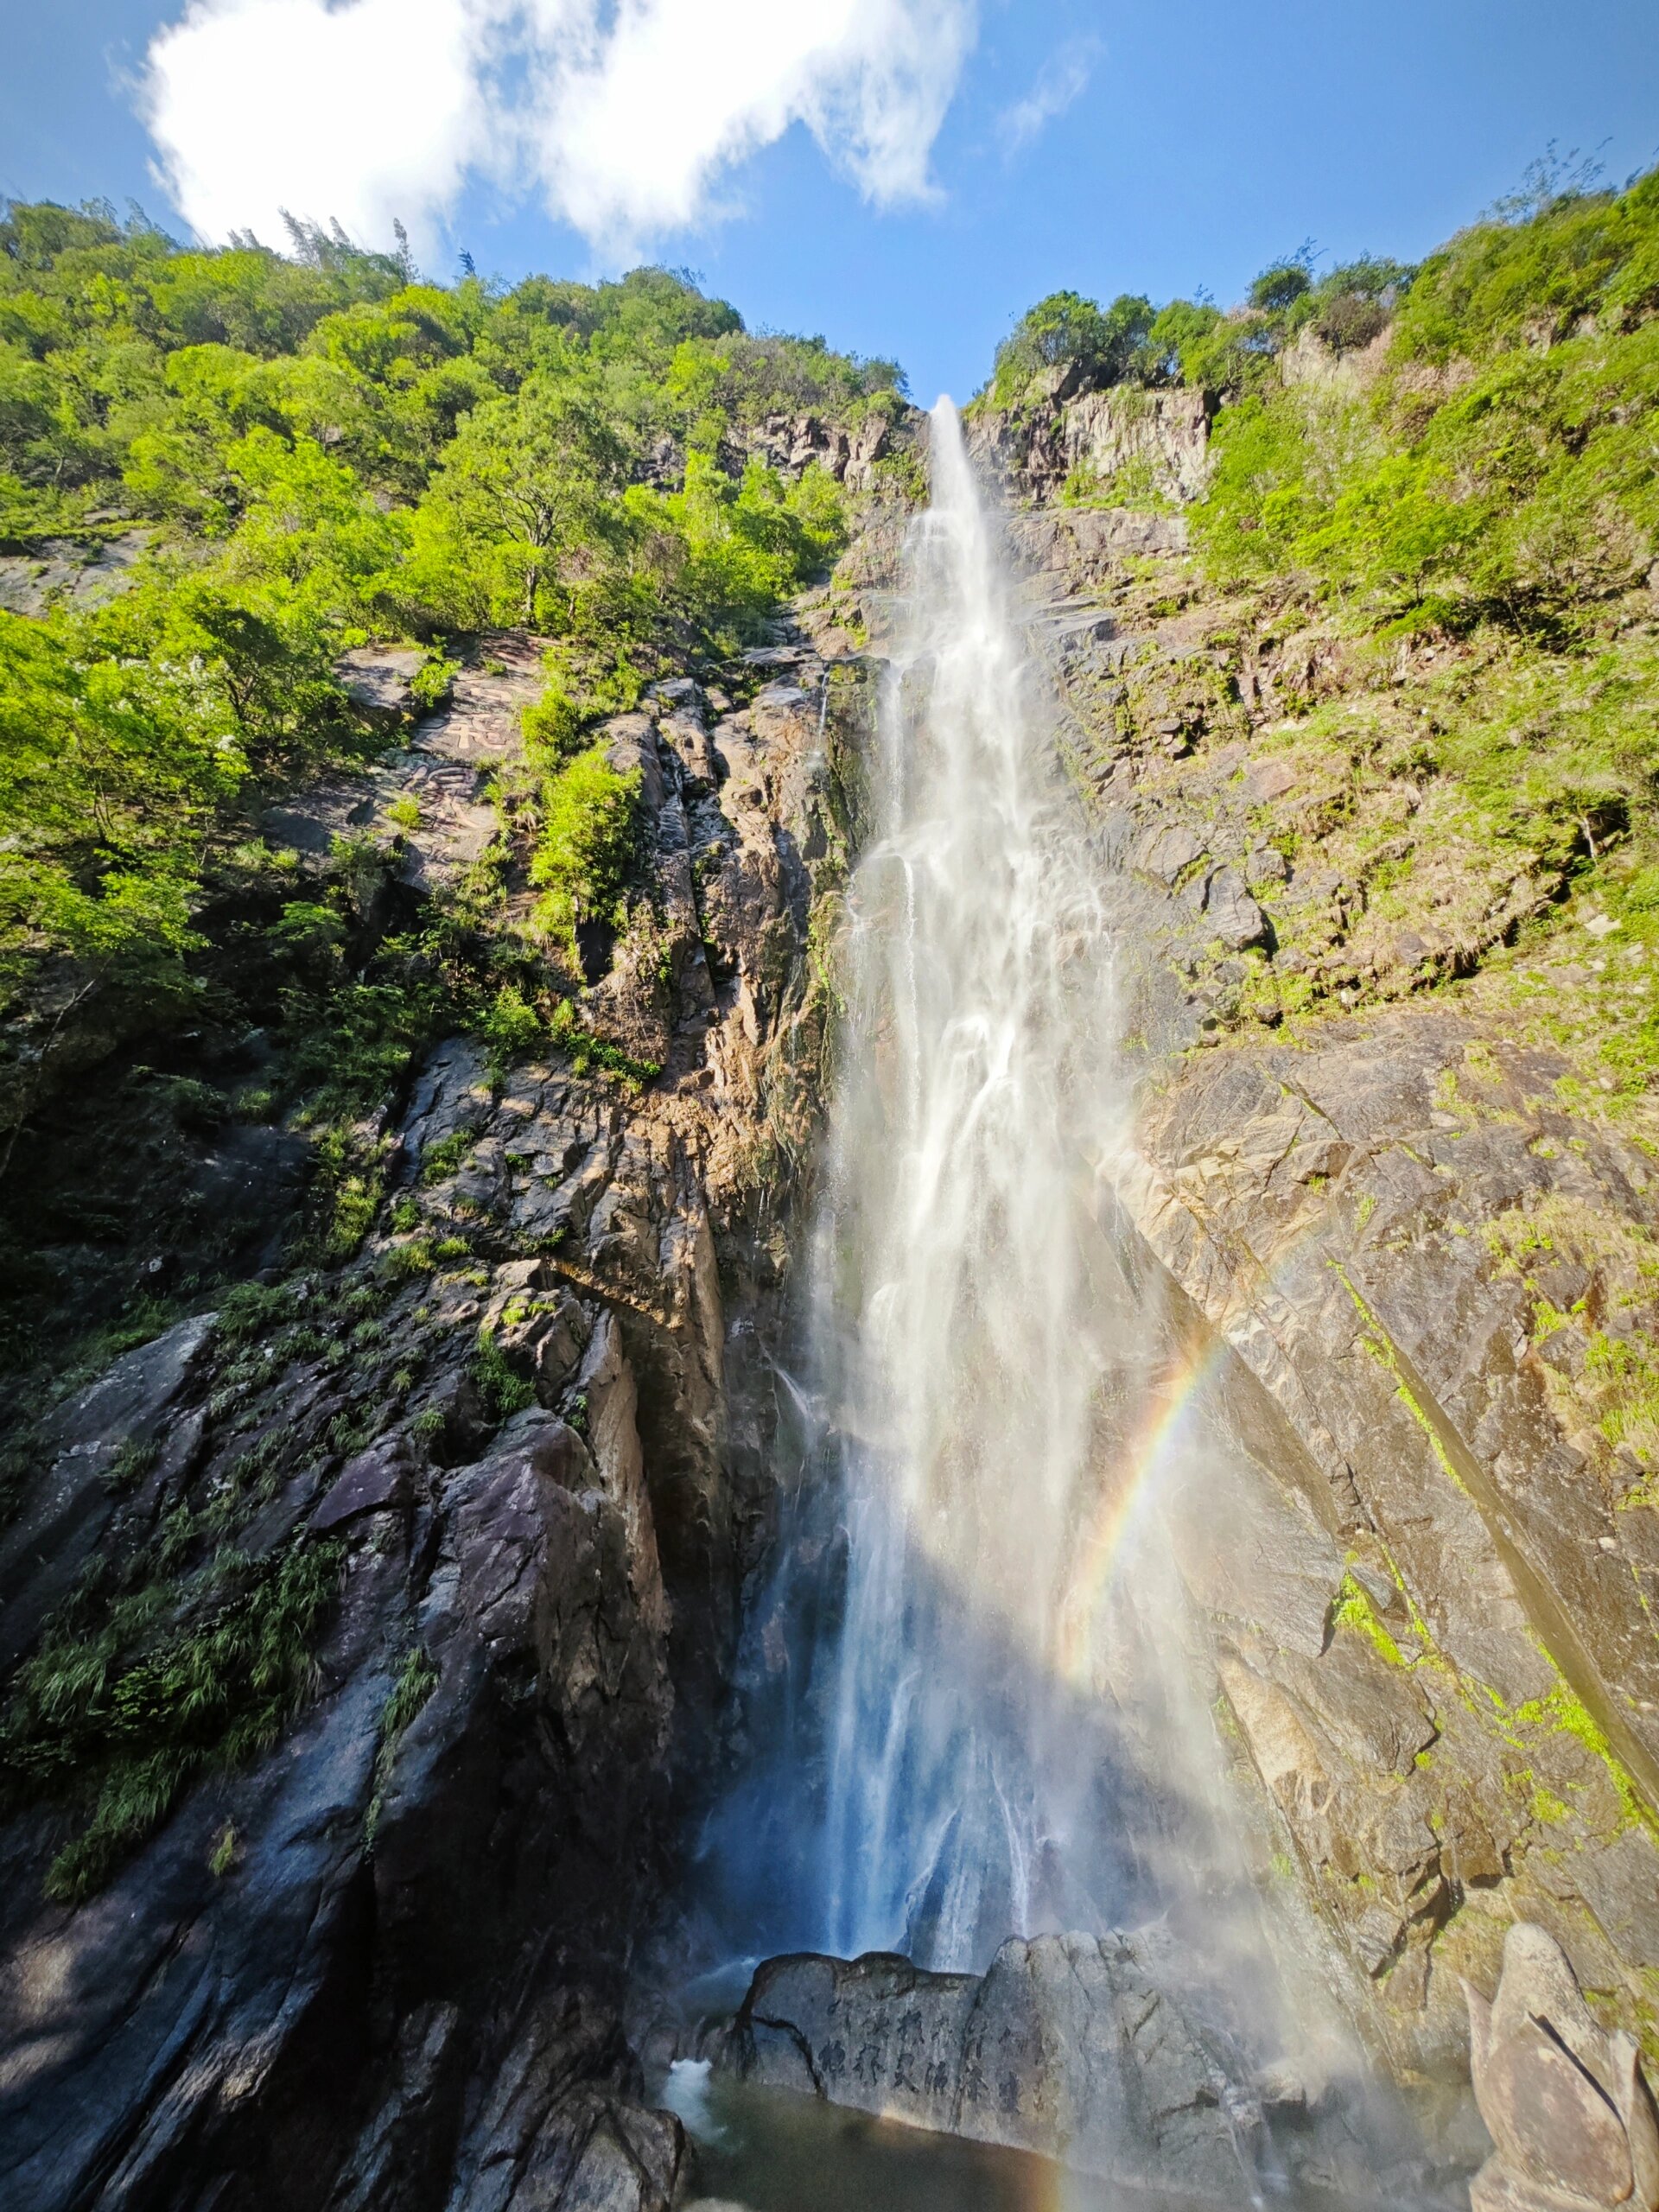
1110 1007 1659 2075
959 406 1659 2092
717 1935 1438 2204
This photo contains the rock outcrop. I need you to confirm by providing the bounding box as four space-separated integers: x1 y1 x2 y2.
721 1936 1255 2197
969 374 1213 507
1465 1923 1659 2212
1107 1007 1659 2079
715 1933 1439 2203
0 588 875 2208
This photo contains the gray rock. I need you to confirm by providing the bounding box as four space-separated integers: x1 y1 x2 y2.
0 529 153 616
1203 865 1270 950
1109 1005 1659 2069
1466 1923 1659 2212
336 646 426 717
1133 823 1205 884
723 1935 1255 2200
312 1441 412 1529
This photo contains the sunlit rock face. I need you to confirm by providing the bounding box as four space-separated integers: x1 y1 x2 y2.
1466 1923 1659 2212
934 357 1659 2100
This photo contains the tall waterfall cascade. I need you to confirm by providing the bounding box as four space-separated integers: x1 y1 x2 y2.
704 401 1284 1990
810 400 1143 1967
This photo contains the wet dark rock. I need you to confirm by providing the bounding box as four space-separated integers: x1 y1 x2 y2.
0 1313 216 1669
0 1395 678 2212
312 1442 412 1530
722 1935 1256 2200
0 576 863 2209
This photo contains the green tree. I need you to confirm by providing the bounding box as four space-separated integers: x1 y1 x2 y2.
991 290 1155 404
412 371 627 626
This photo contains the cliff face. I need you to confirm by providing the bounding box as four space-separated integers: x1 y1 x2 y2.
966 367 1659 2084
0 590 874 2210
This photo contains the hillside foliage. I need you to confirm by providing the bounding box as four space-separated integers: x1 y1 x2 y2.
0 203 896 1136
0 201 904 1395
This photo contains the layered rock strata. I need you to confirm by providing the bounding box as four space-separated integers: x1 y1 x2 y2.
0 606 874 2210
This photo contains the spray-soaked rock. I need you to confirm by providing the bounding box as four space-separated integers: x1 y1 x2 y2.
721 1933 1258 2200
1465 1923 1659 2212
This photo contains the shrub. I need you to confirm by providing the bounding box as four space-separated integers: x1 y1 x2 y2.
480 982 541 1080
0 1535 346 1904
473 1325 535 1421
522 683 585 766
1250 264 1312 314
990 290 1154 405
529 742 641 955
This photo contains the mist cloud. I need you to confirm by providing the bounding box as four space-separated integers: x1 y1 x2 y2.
141 0 978 257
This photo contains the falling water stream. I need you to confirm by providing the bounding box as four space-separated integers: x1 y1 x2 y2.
670 403 1435 2209
699 397 1186 1972
807 397 1142 1965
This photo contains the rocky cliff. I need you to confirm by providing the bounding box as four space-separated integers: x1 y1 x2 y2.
4 271 1656 2209
965 354 1659 2089
0 588 876 2210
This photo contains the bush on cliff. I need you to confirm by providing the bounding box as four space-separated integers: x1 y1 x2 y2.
1192 164 1659 635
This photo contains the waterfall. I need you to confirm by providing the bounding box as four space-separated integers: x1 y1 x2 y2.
702 400 1217 1973
807 398 1141 1967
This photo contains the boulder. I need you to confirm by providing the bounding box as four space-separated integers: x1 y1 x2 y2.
1203 865 1270 951
1465 1924 1659 2212
722 1934 1255 2200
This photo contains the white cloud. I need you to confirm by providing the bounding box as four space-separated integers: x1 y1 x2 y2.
139 0 977 258
995 34 1099 159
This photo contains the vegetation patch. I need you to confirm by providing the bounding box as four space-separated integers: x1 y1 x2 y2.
365 1643 439 1844
0 1534 346 1903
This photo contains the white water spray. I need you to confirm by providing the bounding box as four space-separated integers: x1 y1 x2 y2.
798 400 1154 1967
689 397 1394 2179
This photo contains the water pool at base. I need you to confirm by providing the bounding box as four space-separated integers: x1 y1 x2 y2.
668 2072 1236 2212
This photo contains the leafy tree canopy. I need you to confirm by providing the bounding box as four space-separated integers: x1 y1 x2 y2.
0 200 904 1081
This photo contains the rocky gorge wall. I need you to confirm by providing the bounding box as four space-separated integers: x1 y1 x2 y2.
4 340 1656 2209
0 563 881 2210
960 367 1659 2091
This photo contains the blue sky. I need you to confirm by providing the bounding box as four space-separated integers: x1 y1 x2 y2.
3 0 1657 402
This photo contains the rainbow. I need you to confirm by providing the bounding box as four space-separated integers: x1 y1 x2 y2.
1053 1185 1354 1684
1054 1331 1231 1684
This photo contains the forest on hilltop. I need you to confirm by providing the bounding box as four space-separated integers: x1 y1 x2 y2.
0 207 905 1370
0 200 902 1015
3 161 1659 1381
